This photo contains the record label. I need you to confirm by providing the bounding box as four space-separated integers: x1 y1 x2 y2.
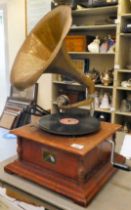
60 118 79 125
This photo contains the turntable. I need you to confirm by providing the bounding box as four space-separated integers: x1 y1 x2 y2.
4 6 125 206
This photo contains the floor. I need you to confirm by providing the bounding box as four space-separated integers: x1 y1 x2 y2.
87 172 131 210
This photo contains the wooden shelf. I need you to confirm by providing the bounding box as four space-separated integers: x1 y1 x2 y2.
53 81 114 89
116 87 131 91
72 5 118 16
95 85 113 89
53 81 114 90
71 24 116 31
115 111 131 117
81 106 113 113
117 69 131 72
69 52 115 56
53 81 85 91
53 80 81 86
95 108 113 113
120 33 131 37
121 13 131 18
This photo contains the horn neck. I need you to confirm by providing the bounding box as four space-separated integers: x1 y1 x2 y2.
46 45 95 95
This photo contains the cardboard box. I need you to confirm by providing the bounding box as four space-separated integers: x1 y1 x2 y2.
65 35 86 52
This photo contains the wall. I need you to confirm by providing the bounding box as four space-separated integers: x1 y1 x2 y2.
0 0 52 110
26 0 52 110
0 0 26 91
7 0 26 70
0 8 8 114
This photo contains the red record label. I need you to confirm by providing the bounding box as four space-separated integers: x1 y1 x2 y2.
60 118 79 125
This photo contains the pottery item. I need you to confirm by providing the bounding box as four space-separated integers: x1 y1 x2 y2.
127 93 131 111
107 43 115 53
121 79 131 88
100 93 110 110
122 122 129 133
100 69 113 86
87 36 100 53
99 42 109 53
119 99 130 112
56 94 70 108
108 35 115 46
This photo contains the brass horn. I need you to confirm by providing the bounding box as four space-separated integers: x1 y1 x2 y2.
11 6 95 109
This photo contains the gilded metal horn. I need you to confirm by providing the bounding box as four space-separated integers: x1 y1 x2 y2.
11 6 95 109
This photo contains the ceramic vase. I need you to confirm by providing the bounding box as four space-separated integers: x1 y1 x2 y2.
88 36 100 53
119 99 130 112
100 93 110 110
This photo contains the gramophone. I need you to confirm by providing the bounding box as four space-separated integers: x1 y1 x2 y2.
10 4 99 136
4 6 129 207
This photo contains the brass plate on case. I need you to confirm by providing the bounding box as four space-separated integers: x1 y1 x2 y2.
42 151 56 164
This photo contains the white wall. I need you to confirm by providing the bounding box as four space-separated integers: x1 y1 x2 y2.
0 0 26 91
7 0 26 70
26 0 52 110
0 0 52 110
0 8 8 114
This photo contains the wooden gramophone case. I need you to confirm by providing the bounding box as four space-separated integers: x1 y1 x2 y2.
5 122 124 206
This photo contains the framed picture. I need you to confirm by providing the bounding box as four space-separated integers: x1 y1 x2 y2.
10 83 38 103
0 83 38 129
0 112 17 130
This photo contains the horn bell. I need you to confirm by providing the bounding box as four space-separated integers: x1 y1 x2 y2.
11 5 95 109
11 5 72 90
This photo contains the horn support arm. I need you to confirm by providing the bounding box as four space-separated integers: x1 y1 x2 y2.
46 46 95 112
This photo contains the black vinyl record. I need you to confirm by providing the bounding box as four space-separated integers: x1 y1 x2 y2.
39 109 100 136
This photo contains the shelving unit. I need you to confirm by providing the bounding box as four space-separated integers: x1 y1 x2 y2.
113 0 131 131
51 0 131 131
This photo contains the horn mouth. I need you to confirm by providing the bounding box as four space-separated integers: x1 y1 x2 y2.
11 6 72 90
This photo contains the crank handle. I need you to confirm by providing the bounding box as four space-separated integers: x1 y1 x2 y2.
108 139 131 172
112 162 131 171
